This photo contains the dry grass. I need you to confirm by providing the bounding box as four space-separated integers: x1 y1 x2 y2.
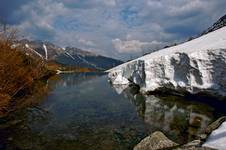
0 30 97 116
0 30 48 115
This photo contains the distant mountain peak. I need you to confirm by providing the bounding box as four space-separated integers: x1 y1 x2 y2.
201 14 226 35
65 47 98 57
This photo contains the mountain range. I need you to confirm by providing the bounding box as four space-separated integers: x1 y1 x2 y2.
15 14 226 71
17 39 123 71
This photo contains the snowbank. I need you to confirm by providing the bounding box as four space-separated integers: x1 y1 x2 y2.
203 121 226 150
108 27 226 96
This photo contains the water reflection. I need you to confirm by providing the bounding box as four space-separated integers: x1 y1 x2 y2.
0 74 148 150
114 84 223 143
0 74 225 150
50 73 105 88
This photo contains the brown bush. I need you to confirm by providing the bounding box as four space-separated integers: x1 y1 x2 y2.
0 30 47 112
0 94 11 112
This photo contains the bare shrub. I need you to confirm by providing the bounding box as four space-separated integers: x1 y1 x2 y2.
0 29 48 114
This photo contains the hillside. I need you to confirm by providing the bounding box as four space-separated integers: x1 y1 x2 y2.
17 40 123 70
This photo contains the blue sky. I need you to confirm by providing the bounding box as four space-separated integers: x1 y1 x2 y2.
1 0 226 60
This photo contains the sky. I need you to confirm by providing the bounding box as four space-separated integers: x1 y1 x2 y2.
0 0 226 60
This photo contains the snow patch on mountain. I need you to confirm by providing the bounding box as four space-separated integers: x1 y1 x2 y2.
108 26 226 96
43 44 48 60
25 44 43 59
62 47 76 60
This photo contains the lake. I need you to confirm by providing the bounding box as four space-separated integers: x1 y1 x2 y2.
0 73 226 150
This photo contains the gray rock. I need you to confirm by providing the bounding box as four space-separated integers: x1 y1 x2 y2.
134 131 178 150
179 140 201 149
198 134 208 141
176 139 216 150
205 116 226 135
183 140 201 147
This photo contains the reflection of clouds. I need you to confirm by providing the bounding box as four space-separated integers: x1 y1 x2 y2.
48 73 104 89
111 84 214 142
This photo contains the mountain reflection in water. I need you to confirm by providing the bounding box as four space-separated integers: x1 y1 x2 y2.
112 84 223 143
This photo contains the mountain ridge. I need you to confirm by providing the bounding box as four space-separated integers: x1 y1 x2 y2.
16 39 123 70
201 13 226 35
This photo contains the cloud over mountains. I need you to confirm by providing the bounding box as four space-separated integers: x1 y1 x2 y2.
1 0 226 59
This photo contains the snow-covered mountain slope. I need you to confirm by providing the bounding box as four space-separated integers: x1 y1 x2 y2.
108 26 226 96
18 40 123 70
56 47 123 70
19 39 64 60
201 14 226 35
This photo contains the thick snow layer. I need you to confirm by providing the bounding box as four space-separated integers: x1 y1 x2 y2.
108 27 226 96
203 121 226 150
110 71 130 85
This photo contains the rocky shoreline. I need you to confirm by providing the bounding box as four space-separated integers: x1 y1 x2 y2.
134 116 226 150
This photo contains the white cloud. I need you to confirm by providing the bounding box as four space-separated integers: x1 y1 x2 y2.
112 38 164 53
13 0 70 39
78 38 96 47
8 0 226 60
101 0 116 7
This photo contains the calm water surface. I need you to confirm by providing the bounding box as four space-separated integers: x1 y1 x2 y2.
0 73 226 150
